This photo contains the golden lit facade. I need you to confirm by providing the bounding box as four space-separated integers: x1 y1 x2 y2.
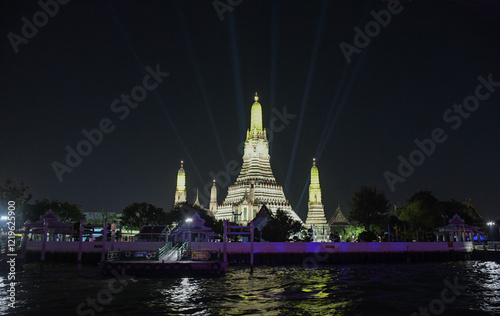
215 93 303 225
174 161 186 204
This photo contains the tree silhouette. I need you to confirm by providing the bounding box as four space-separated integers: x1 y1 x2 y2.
121 202 167 230
262 209 303 242
28 199 85 223
349 186 389 231
0 178 32 223
395 192 485 239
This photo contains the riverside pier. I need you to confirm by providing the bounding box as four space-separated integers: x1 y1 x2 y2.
18 241 475 266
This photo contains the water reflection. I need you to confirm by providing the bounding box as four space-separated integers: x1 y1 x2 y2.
472 261 500 314
0 276 10 315
0 262 499 315
160 277 205 314
211 266 355 315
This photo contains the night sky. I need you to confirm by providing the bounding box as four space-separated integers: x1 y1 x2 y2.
1 0 499 222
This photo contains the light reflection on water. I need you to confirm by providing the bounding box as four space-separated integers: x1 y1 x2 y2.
472 261 500 314
0 261 499 315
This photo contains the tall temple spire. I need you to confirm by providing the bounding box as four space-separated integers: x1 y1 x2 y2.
216 93 303 224
235 93 275 185
174 160 186 204
250 92 263 132
309 158 322 204
305 158 330 241
194 188 201 207
210 180 217 214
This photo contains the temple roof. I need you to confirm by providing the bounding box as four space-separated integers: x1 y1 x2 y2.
194 189 201 207
448 213 465 225
328 205 350 226
251 204 272 229
40 209 59 221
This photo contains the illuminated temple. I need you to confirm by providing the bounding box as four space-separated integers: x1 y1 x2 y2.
214 93 303 225
305 159 331 241
174 161 186 204
172 93 338 239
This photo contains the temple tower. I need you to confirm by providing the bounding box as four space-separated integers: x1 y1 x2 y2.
174 160 186 204
305 158 330 241
194 189 201 207
216 93 302 225
209 180 218 214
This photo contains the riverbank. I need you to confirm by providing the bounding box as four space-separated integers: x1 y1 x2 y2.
16 241 475 265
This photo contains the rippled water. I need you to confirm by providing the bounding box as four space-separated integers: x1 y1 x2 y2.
1 261 499 315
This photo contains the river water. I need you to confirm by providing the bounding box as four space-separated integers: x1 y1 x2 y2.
0 260 499 315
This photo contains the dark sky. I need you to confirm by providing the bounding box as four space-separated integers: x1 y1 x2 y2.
1 0 499 222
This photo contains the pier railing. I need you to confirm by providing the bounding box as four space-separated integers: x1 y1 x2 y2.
157 242 173 259
179 242 188 259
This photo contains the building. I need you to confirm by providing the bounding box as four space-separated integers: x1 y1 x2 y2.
328 205 350 241
169 212 218 244
214 93 303 225
434 213 483 242
305 159 331 241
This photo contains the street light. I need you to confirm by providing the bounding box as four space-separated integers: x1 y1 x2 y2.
111 221 116 242
232 211 240 224
487 221 495 240
0 216 8 237
186 218 193 252
442 215 449 227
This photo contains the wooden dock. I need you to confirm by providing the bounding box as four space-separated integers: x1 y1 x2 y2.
102 242 227 276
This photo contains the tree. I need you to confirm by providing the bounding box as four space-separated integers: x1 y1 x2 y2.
348 186 389 231
395 192 486 241
262 209 304 242
120 202 167 230
357 231 377 242
397 191 440 232
441 199 484 227
85 209 119 225
0 178 32 223
28 199 86 223
344 224 366 242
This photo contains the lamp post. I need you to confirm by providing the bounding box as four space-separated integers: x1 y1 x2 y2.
442 215 449 227
487 221 495 241
442 215 449 242
232 211 240 224
186 218 193 252
0 216 8 237
111 221 116 242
